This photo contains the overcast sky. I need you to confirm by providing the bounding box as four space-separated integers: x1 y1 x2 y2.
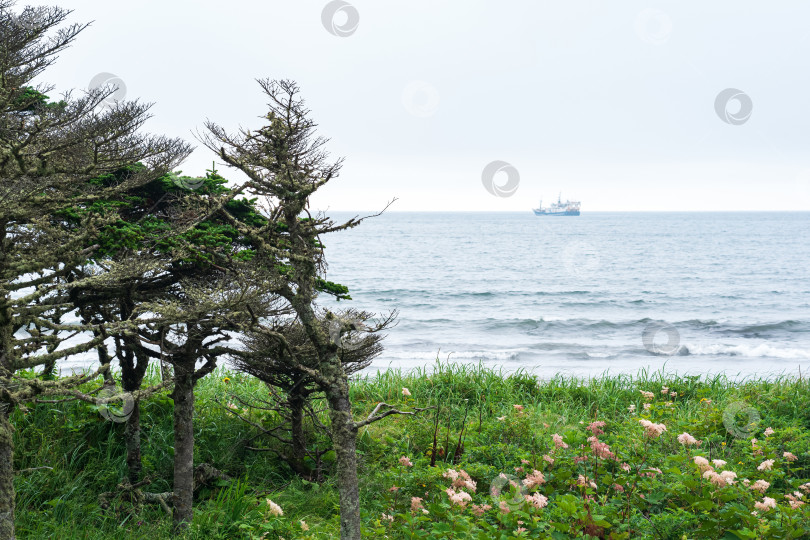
22 0 810 211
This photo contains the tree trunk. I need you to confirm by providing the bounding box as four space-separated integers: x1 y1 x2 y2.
120 331 149 484
171 360 195 530
124 402 141 484
0 409 15 540
326 388 361 540
289 393 307 469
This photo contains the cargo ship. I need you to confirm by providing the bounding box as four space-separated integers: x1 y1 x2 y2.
533 194 581 216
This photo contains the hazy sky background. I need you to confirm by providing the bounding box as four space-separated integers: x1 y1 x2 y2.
22 0 810 211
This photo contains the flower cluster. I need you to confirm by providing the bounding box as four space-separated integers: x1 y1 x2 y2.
750 479 770 494
639 419 667 438
641 467 663 479
525 492 549 509
552 433 568 449
677 432 699 446
576 474 597 489
266 499 283 517
442 468 477 508
586 420 606 436
587 436 616 460
754 497 777 511
694 456 713 472
443 468 477 492
702 469 737 487
445 487 472 507
471 503 492 517
785 491 805 509
522 470 546 489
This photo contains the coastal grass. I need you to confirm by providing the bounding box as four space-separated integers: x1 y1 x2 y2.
11 361 810 538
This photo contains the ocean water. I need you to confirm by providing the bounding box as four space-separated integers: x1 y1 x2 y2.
318 212 810 379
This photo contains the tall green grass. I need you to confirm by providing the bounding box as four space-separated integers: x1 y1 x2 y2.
10 360 810 538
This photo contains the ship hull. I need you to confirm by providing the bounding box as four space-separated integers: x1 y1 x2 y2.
532 209 580 216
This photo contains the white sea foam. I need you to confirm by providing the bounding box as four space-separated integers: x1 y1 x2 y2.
381 349 526 361
683 342 810 359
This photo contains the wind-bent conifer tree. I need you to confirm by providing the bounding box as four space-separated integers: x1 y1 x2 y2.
200 79 419 540
0 4 190 536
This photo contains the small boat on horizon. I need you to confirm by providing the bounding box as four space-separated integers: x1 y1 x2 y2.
533 194 581 216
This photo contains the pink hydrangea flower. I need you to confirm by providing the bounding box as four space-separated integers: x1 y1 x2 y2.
783 452 798 462
757 459 775 471
399 456 413 467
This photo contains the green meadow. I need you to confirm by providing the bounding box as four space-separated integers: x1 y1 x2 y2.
13 362 810 539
